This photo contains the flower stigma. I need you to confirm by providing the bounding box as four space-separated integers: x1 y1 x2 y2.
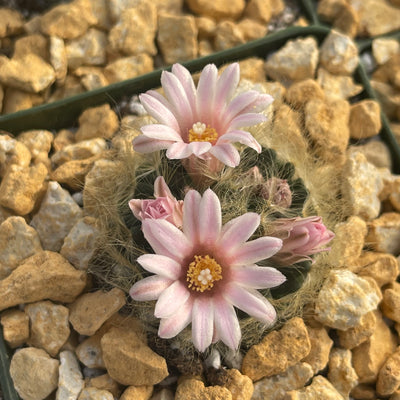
188 122 218 143
187 255 222 292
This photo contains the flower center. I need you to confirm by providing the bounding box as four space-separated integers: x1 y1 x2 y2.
186 255 222 292
188 122 218 143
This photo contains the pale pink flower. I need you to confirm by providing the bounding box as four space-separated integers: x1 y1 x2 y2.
270 216 335 265
129 176 183 227
130 188 285 352
132 63 273 167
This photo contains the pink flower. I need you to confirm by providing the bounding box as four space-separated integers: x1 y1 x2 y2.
270 216 335 265
129 176 183 227
129 188 285 352
132 63 273 167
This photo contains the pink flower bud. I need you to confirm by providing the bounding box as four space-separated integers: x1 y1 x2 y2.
270 216 334 265
129 176 183 228
260 178 292 208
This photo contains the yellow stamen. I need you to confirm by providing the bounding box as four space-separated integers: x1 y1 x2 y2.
186 255 222 292
188 122 218 143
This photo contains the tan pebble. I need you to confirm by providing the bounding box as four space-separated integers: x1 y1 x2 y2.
301 325 333 374
0 250 87 312
265 37 318 82
341 152 384 220
0 164 47 216
53 129 75 152
314 269 382 330
108 4 157 57
50 156 97 191
25 300 70 357
376 346 400 396
196 16 216 39
157 13 198 64
356 252 399 287
40 2 96 40
348 140 392 170
332 3 359 38
13 33 48 61
30 181 83 252
244 0 272 23
68 288 126 336
285 79 325 109
47 74 85 102
49 36 68 84
74 66 109 91
381 282 400 323
252 362 313 400
103 54 154 84
319 30 359 75
317 67 363 100
237 18 268 42
224 368 253 400
0 54 55 93
0 216 42 279
185 0 245 21
350 383 376 400
352 310 398 383
0 309 29 348
78 387 114 400
175 377 232 400
57 350 84 400
149 388 174 400
0 8 24 37
17 129 53 166
236 58 266 83
349 100 382 140
76 331 105 369
66 28 107 70
51 137 107 166
76 104 119 142
327 347 358 398
366 212 400 255
305 98 350 165
372 38 400 65
370 80 400 120
317 0 347 22
355 0 400 36
214 20 246 52
283 375 343 400
60 216 100 270
0 134 31 177
101 326 168 386
328 216 367 269
120 385 153 400
337 311 376 349
241 317 311 381
10 347 59 400
87 373 122 398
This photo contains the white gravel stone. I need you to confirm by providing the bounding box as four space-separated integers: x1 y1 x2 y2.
56 350 85 400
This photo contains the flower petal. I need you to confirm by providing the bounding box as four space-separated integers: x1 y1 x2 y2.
188 141 212 156
218 130 261 153
223 283 277 325
139 92 180 132
172 63 197 112
140 124 183 142
227 113 266 131
154 176 174 199
213 296 241 350
183 189 202 243
215 63 240 112
223 91 262 122
230 265 286 289
158 296 194 338
230 237 283 266
209 143 240 167
241 93 274 113
198 189 222 246
129 275 173 301
142 219 192 261
219 213 260 251
155 280 190 318
161 70 194 132
192 296 214 352
132 134 172 153
166 142 193 159
128 199 143 220
196 64 218 125
137 254 182 279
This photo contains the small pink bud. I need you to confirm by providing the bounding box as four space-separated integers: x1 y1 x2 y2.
260 178 292 208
